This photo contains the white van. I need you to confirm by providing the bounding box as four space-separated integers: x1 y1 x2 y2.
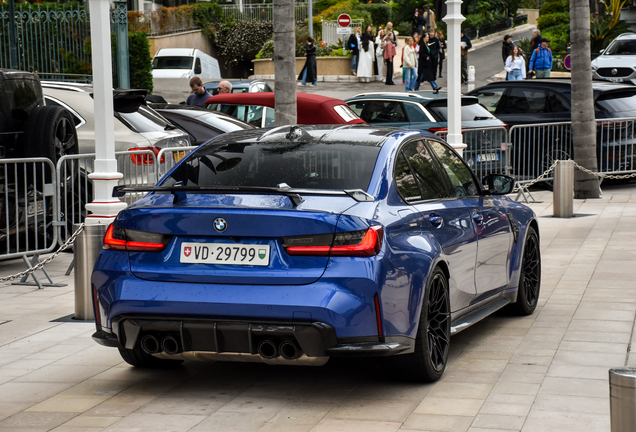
152 48 221 81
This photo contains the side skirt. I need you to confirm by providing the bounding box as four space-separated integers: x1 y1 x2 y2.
450 297 511 335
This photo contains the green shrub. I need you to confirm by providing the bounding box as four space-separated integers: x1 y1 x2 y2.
537 11 569 30
541 23 570 51
128 31 153 92
540 0 568 15
256 40 274 59
314 0 341 14
214 20 274 64
353 3 392 26
518 0 540 8
192 2 222 33
462 13 487 31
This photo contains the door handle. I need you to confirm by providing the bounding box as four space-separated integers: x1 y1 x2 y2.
429 214 443 227
472 212 483 224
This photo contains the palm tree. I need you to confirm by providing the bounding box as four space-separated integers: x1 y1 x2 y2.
570 0 599 198
273 0 297 125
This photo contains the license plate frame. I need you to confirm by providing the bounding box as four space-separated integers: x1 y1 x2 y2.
180 242 270 266
27 200 46 215
476 153 500 162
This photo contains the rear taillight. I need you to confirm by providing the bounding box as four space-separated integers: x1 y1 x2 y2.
283 226 383 257
103 224 171 252
129 146 164 165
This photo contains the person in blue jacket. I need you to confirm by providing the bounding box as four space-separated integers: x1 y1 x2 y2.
529 38 553 78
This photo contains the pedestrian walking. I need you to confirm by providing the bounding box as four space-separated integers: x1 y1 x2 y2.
422 5 436 31
460 31 472 84
531 29 542 50
529 38 552 78
347 27 361 76
403 37 418 91
375 29 387 82
418 33 441 92
297 36 317 86
505 45 526 81
186 77 212 107
502 34 514 65
357 25 375 82
412 8 426 35
436 30 446 78
413 32 422 89
384 32 397 85
427 28 440 79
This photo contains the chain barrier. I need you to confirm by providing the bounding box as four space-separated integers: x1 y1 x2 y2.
512 161 558 192
0 223 85 284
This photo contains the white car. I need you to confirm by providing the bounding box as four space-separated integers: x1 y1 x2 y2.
41 82 190 155
591 33 636 85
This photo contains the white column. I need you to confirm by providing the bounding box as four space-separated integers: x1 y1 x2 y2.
443 0 467 156
85 0 127 226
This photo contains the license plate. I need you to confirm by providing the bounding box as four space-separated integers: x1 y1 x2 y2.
174 151 187 163
27 201 45 215
609 78 624 83
180 242 270 266
476 153 500 162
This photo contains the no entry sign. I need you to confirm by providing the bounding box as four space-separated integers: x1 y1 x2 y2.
337 13 351 27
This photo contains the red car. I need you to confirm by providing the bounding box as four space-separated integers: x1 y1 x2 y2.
205 92 365 127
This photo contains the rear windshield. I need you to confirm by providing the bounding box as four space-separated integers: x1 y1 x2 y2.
117 106 172 133
152 56 193 70
426 100 495 122
596 92 636 114
162 142 381 190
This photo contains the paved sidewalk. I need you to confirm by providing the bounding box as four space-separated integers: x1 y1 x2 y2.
1 184 635 431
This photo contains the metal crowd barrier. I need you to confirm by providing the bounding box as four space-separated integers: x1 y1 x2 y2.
0 158 58 261
435 126 509 180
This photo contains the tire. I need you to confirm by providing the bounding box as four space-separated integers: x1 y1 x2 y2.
392 267 451 382
508 226 541 315
23 106 79 185
118 347 184 368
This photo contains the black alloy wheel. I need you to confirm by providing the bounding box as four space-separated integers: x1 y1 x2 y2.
509 226 541 315
391 267 451 382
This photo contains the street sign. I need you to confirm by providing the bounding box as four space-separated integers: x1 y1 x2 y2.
564 54 571 70
337 13 351 28
337 27 352 34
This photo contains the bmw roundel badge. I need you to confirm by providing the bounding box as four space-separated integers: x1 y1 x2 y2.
213 218 227 232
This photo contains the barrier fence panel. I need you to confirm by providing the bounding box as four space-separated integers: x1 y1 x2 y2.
434 127 509 180
115 149 158 206
0 158 57 261
508 121 572 186
596 117 636 175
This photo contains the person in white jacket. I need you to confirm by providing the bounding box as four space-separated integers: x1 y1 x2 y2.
505 45 526 81
375 29 387 82
403 37 418 91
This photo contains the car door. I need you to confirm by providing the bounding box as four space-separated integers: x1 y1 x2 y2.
547 90 572 123
396 140 478 312
402 101 436 130
348 99 409 128
427 140 512 297
495 86 554 125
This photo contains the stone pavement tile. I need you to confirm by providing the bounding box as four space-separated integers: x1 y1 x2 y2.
25 395 109 413
455 351 513 362
401 413 473 431
1 358 58 373
521 410 608 432
572 309 635 322
136 395 231 416
414 397 484 417
553 350 625 367
61 415 121 428
507 355 552 366
532 394 608 415
50 427 103 432
468 429 519 432
438 371 502 385
0 411 76 430
12 365 110 384
0 382 73 404
345 381 433 402
216 396 291 418
562 330 631 344
567 319 634 334
484 394 535 405
326 398 417 422
190 411 287 432
497 370 545 385
427 382 493 400
558 340 628 354
538 377 608 398
59 379 135 397
101 413 206 432
257 422 313 432
0 402 33 422
82 392 158 417
444 358 510 375
266 400 333 425
53 346 124 367
478 402 531 417
490 382 540 396
471 414 526 430
310 418 401 432
546 363 611 380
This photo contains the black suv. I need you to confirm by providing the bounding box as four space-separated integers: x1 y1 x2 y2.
468 79 636 179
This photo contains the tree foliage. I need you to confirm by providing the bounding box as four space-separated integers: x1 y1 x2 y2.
214 20 274 62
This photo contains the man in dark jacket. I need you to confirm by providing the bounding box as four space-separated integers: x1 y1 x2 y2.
531 29 542 50
347 28 361 76
412 8 426 35
461 31 472 84
502 34 514 64
427 28 440 79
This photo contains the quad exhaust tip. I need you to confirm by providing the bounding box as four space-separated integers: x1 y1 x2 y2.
161 336 180 355
140 335 161 354
257 340 278 359
279 341 302 360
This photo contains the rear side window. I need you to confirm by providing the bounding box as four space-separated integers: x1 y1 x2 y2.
354 100 408 123
426 100 495 121
117 106 171 133
0 78 43 132
471 88 505 113
596 92 636 114
499 88 549 114
403 103 430 123
163 142 381 191
399 141 448 201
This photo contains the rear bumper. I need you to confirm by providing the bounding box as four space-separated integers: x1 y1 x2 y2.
93 316 414 357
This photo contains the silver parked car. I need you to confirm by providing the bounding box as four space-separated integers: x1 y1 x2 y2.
41 82 190 154
592 33 636 85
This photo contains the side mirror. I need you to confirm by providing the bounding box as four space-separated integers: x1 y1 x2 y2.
599 49 605 54
482 174 515 195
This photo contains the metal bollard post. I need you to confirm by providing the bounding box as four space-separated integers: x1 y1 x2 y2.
467 66 475 92
610 367 636 431
553 159 573 218
73 223 107 320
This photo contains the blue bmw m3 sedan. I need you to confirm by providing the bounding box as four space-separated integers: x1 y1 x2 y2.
91 125 541 382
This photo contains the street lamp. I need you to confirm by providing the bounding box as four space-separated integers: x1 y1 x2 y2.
443 0 467 156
